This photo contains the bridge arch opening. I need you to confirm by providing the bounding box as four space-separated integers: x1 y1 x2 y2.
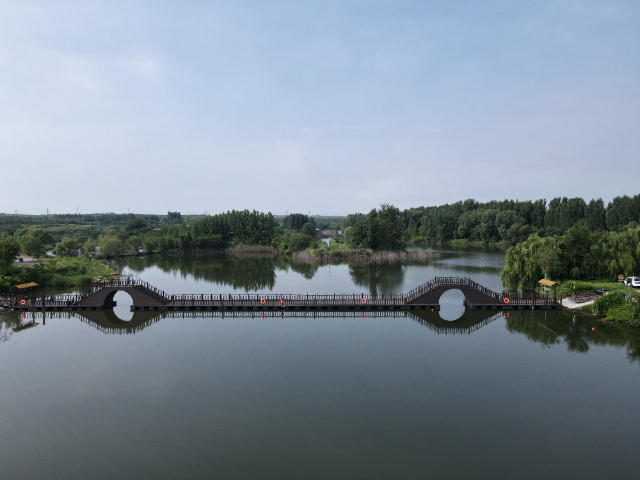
111 291 134 322
438 289 467 321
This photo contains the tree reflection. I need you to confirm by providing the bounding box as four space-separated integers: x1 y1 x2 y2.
505 309 640 362
348 262 404 295
115 254 280 291
5 307 637 366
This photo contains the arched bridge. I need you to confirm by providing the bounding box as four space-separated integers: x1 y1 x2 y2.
2 277 560 311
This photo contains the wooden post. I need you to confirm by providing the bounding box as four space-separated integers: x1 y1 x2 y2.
531 291 534 309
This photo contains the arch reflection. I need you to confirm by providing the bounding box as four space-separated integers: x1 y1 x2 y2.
71 309 504 336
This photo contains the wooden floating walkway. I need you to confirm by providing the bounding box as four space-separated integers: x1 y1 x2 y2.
1 277 561 312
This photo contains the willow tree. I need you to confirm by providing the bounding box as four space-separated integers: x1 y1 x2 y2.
501 235 561 290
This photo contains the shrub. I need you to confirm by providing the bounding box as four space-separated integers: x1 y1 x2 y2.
605 304 636 323
75 275 93 286
594 290 627 315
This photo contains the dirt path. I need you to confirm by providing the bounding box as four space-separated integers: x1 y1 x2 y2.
12 253 37 267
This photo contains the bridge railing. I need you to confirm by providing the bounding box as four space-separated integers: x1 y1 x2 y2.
405 277 472 301
166 293 407 307
504 293 561 306
467 279 502 301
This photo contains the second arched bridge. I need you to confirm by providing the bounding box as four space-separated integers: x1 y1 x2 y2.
3 277 561 311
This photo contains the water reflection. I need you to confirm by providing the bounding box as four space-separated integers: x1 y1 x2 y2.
348 262 404 295
69 309 506 336
115 254 418 293
117 254 280 290
505 309 640 362
4 308 638 364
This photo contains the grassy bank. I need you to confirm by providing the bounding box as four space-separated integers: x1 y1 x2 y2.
0 257 118 293
559 280 640 326
407 238 508 249
293 243 439 263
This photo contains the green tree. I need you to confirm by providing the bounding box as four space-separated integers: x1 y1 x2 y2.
54 238 80 257
533 241 562 280
287 232 316 252
82 239 97 258
585 198 606 231
346 204 405 250
99 236 124 258
300 222 317 237
283 214 314 232
126 218 147 231
0 237 20 268
18 227 52 257
166 211 183 224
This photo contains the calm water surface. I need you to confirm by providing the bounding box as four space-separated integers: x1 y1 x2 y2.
1 246 639 479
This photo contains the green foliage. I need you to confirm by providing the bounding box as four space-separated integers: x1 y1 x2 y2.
82 239 97 257
501 235 562 290
166 211 183 224
283 214 314 232
594 291 627 315
347 204 405 250
17 227 53 257
126 218 147 231
401 193 640 246
0 274 12 293
0 236 20 268
606 195 640 231
0 212 161 227
501 226 640 290
341 213 366 231
189 210 276 247
0 256 113 292
300 222 317 237
287 233 316 252
100 236 124 258
54 238 80 257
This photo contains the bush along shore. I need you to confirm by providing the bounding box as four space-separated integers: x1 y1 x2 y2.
0 257 119 294
558 280 640 327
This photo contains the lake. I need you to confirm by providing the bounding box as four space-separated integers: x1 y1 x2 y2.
1 246 639 479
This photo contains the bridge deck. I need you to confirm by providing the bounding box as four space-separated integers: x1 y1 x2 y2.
1 277 562 311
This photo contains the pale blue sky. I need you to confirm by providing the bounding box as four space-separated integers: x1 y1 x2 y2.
1 1 638 215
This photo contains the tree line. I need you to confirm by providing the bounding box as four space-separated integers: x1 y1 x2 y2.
400 194 640 244
501 223 640 290
0 212 163 226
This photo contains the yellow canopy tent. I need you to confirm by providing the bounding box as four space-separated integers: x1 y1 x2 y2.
538 279 558 300
12 282 38 291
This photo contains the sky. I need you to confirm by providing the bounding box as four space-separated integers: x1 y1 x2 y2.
1 0 638 216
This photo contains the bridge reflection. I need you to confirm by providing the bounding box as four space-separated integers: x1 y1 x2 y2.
2 307 507 336
68 309 505 335
3 309 639 364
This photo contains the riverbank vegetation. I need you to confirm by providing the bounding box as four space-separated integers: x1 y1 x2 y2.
401 193 640 246
2 193 638 258
500 222 640 326
0 257 117 294
501 223 640 290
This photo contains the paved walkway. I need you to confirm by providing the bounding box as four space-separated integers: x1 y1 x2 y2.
562 297 596 309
